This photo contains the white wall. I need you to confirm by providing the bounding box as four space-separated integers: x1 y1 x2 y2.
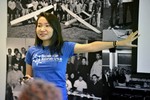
0 0 7 99
137 0 150 73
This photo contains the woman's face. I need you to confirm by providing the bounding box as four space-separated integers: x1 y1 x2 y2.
36 16 53 44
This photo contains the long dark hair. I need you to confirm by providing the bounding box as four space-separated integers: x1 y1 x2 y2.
35 12 64 55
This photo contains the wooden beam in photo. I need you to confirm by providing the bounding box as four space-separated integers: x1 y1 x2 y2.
10 5 54 25
65 19 77 26
65 10 92 26
81 10 91 17
27 3 33 8
61 5 101 34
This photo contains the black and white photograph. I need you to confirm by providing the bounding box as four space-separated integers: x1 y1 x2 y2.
6 38 103 100
7 0 138 40
6 0 150 100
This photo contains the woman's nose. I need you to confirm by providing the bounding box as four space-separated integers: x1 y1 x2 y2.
40 26 46 31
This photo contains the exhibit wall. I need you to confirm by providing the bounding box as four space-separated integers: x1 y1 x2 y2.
1 0 150 100
0 0 7 100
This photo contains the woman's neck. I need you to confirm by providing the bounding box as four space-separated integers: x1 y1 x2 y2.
42 40 51 46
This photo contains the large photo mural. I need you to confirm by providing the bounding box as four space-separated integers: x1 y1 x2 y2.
6 0 140 100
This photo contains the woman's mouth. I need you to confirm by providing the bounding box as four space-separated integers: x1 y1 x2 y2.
39 33 47 37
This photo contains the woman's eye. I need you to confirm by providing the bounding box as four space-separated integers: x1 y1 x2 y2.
46 24 50 27
37 24 50 27
37 25 41 27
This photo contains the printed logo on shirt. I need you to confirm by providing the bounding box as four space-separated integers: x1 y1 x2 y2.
32 54 62 65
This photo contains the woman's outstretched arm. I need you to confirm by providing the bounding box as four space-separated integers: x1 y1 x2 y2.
74 31 139 53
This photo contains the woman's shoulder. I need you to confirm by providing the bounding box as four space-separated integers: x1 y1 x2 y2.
27 45 41 52
28 45 36 50
62 41 76 50
63 41 76 46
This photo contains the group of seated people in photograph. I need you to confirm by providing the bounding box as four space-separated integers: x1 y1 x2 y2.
6 47 150 100
65 54 142 100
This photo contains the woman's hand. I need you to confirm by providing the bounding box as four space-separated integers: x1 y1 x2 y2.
22 75 33 84
117 31 139 47
25 74 32 79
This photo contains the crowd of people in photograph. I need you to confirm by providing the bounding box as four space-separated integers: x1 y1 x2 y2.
65 53 133 100
108 0 134 29
6 47 26 90
66 54 103 100
5 46 130 100
8 0 103 27
6 47 27 100
6 47 132 100
8 0 134 29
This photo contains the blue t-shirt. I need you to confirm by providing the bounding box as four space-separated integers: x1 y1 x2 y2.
25 41 76 100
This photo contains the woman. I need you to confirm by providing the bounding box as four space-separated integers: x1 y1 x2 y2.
25 12 138 100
